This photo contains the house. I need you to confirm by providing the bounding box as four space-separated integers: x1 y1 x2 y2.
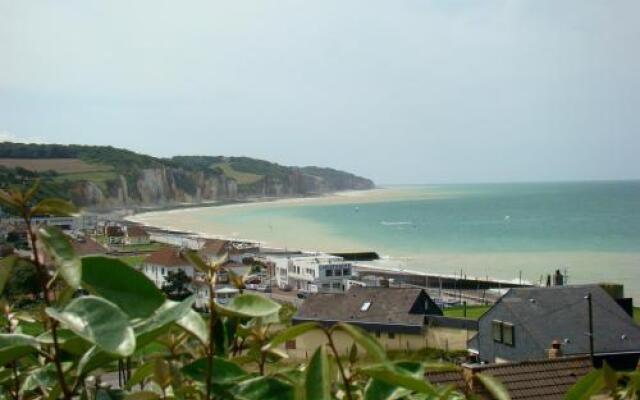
217 261 252 285
275 254 360 292
105 225 125 245
124 225 150 245
199 239 232 264
192 281 239 311
71 237 107 256
468 284 640 369
426 355 592 400
2 215 98 233
199 238 259 264
140 248 195 288
287 287 476 358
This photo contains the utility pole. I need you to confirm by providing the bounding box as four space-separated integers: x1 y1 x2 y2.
585 293 595 365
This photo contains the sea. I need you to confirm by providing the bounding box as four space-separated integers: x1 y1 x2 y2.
130 181 640 301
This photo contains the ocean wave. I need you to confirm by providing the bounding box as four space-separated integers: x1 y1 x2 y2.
381 221 414 226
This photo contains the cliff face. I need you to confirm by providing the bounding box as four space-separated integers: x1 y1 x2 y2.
0 142 375 210
67 166 372 210
69 167 239 209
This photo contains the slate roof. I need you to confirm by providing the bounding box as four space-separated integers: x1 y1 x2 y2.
470 284 640 361
293 287 442 333
425 356 592 400
144 248 190 267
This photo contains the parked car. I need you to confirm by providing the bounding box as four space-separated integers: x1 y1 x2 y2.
282 285 293 292
297 291 310 299
257 284 272 293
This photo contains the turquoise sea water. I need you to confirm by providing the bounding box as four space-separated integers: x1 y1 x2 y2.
267 181 640 254
135 181 640 299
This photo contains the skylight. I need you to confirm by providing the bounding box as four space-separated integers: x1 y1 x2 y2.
360 301 371 311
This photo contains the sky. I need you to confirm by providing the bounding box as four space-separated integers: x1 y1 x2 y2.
1 0 639 184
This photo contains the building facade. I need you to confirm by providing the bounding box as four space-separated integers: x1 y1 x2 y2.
468 284 640 369
274 254 359 292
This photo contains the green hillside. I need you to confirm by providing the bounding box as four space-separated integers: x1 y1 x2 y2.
0 142 375 207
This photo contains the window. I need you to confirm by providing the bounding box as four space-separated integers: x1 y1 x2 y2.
322 283 330 289
492 320 503 343
503 323 515 346
335 269 342 276
326 269 333 277
161 268 165 275
388 332 395 339
343 267 350 276
360 301 372 311
285 340 296 350
332 282 341 289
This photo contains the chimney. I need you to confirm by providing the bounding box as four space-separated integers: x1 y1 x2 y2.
547 340 563 359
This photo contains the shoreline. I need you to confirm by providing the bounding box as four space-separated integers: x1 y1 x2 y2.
125 184 640 301
125 187 389 219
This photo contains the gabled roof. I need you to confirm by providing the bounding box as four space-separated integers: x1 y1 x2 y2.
426 356 592 400
144 248 190 267
200 239 230 256
293 287 442 333
126 225 148 237
71 238 107 256
474 285 640 357
105 226 124 237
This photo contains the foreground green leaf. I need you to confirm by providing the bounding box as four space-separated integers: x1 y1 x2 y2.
182 356 248 384
263 322 319 351
360 364 436 395
77 345 119 375
306 345 331 400
37 226 81 288
31 198 77 217
364 361 424 400
126 361 155 389
37 329 92 356
0 255 18 295
565 368 606 400
183 250 210 273
333 323 387 363
46 295 135 356
0 333 40 365
82 256 165 319
135 296 196 347
230 376 294 400
177 308 209 344
215 293 281 318
476 373 511 400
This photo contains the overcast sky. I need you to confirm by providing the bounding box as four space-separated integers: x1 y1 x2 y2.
1 1 639 184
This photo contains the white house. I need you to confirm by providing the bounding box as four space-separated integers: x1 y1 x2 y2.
275 254 359 292
140 248 196 288
192 281 239 311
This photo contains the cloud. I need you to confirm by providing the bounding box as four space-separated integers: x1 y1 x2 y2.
0 130 47 144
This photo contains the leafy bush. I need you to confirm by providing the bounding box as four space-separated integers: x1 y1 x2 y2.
0 182 508 400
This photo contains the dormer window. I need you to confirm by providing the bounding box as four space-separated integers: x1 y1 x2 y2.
361 301 371 312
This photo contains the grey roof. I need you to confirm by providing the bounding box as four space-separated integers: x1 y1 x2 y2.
293 287 442 333
471 284 640 362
